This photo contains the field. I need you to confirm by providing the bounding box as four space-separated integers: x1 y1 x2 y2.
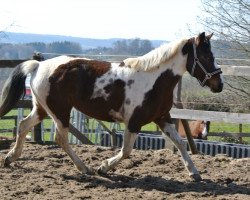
0 143 249 200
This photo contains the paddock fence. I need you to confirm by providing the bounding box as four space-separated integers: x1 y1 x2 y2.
0 57 249 158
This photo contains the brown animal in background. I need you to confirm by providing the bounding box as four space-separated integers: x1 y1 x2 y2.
178 120 210 139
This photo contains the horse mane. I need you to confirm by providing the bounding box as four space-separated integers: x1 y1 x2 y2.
124 38 188 72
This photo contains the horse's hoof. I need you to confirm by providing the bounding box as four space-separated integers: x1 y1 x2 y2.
96 166 107 175
190 173 202 182
97 160 109 175
86 167 95 175
2 157 11 168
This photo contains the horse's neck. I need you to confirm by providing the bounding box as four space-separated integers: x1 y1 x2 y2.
124 39 188 74
160 51 187 77
153 66 182 94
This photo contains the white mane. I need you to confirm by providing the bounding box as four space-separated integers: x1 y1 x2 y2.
124 38 188 72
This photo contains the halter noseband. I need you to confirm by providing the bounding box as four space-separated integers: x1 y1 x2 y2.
191 43 222 87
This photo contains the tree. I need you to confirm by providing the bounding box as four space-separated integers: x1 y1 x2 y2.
0 41 83 59
199 0 250 56
28 42 47 53
111 38 153 56
127 38 153 56
139 39 153 55
47 41 82 54
112 40 128 55
128 38 140 55
195 0 250 112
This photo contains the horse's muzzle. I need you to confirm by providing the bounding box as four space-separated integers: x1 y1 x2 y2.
211 82 223 93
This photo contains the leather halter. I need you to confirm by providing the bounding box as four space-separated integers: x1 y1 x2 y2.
191 43 222 87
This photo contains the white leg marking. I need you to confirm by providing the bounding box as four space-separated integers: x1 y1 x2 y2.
98 129 137 174
163 123 201 180
4 108 41 165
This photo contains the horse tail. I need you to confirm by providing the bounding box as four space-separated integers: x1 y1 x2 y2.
0 60 39 118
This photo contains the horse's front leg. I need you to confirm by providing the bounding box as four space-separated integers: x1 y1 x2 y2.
156 119 202 182
97 129 137 174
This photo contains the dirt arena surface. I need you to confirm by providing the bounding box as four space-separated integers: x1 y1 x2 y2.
0 143 249 200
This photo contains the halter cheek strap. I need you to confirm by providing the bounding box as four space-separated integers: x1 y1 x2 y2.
191 43 222 87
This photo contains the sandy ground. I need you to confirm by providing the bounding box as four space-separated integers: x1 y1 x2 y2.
0 143 249 200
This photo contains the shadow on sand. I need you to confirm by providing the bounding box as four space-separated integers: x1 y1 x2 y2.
61 173 250 196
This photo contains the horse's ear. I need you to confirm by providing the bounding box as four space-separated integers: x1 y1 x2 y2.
206 33 214 40
199 32 206 41
195 32 206 45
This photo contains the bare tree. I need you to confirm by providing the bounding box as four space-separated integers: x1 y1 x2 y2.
0 21 15 41
182 0 250 113
199 0 250 56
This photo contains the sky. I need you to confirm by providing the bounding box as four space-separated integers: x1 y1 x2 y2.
1 0 203 41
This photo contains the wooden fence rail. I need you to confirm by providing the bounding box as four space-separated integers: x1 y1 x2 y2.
220 65 250 76
0 60 26 68
170 108 250 124
1 59 250 76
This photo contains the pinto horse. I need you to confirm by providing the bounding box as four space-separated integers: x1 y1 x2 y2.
0 32 223 181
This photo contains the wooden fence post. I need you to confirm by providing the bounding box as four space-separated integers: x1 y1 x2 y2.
239 124 243 143
180 119 199 154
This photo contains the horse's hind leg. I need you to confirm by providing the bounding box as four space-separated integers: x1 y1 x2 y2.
3 104 47 166
97 128 137 174
53 120 93 174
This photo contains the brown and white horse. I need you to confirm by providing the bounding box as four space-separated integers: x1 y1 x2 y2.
0 32 223 181
178 120 210 139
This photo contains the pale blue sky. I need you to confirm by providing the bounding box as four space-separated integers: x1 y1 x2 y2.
1 0 203 40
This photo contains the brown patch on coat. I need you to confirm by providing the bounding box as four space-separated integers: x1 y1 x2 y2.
104 84 112 94
127 80 135 88
99 79 105 84
119 62 125 67
128 69 180 133
36 103 47 121
47 59 125 127
125 98 131 105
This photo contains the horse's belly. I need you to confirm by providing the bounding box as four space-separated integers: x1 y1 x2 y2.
73 100 122 123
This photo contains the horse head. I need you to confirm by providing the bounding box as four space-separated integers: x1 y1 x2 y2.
182 32 223 93
194 120 209 140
